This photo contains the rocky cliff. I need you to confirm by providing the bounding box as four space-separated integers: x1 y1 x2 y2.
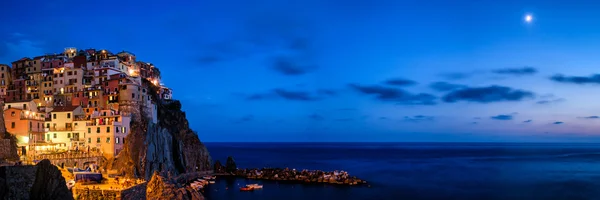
0 159 73 200
0 100 18 161
146 172 204 200
106 80 212 181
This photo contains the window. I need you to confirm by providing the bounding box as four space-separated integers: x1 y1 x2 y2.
67 133 71 138
67 113 71 118
53 114 56 119
132 93 135 98
7 105 10 109
23 104 26 110
11 122 15 128
122 127 127 133
96 127 100 133
116 137 120 144
88 128 91 133
46 123 49 128
74 123 78 126
88 138 91 143
107 127 110 133
106 137 110 143
53 133 57 138
30 122 32 128
11 111 15 116
96 137 100 143
116 127 119 133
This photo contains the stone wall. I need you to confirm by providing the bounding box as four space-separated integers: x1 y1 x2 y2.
0 139 15 160
73 182 147 200
0 165 38 199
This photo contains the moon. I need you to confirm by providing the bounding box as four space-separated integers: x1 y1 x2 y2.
525 14 533 23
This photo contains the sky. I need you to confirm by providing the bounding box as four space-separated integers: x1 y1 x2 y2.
3 0 600 142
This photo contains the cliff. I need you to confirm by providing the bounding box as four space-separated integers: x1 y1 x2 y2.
146 172 204 200
0 159 73 200
0 100 18 161
106 80 212 180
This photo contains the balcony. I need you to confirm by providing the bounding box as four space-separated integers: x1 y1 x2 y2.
91 111 120 118
45 127 73 132
20 115 45 120
86 121 113 126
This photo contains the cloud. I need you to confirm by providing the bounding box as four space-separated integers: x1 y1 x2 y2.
270 56 314 76
0 34 45 64
550 74 600 84
317 89 337 96
473 117 482 120
384 78 417 86
197 55 222 65
195 12 318 74
578 116 600 119
245 93 273 100
348 84 436 105
233 115 254 124
523 119 533 123
429 82 467 92
536 98 565 105
335 118 353 122
273 89 319 101
440 72 474 80
246 88 334 101
553 121 564 125
492 67 537 75
442 85 534 103
308 114 324 121
491 114 513 120
402 115 435 122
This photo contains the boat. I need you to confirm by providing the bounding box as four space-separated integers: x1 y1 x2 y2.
66 180 75 190
240 187 254 191
209 181 215 184
202 176 216 180
246 184 263 189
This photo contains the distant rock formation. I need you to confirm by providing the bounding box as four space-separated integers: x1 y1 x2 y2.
225 156 237 173
214 160 225 173
107 80 212 180
29 160 73 200
146 172 204 200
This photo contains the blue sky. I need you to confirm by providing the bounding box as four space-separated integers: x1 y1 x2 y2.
3 0 600 142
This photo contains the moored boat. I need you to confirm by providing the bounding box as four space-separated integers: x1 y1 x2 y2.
246 183 263 189
240 186 254 191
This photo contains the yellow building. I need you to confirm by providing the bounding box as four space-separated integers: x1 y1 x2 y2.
85 109 131 158
44 106 85 151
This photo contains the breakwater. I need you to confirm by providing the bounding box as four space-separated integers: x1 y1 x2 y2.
221 168 367 186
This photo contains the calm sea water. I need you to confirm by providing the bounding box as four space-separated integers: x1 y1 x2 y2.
203 142 600 200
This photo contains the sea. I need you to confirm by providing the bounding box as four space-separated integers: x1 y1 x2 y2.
203 142 600 200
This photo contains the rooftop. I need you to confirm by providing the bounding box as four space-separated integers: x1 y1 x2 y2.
50 106 80 112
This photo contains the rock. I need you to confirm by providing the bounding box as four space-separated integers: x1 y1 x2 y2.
106 80 212 181
214 160 225 173
146 171 203 200
225 156 236 173
29 159 73 200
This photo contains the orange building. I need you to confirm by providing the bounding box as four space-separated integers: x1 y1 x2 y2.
4 107 46 155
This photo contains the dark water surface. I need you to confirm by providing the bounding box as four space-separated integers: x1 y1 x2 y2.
203 142 600 200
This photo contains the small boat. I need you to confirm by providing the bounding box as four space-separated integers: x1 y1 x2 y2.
209 181 215 184
246 184 263 189
240 187 254 191
66 180 75 190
